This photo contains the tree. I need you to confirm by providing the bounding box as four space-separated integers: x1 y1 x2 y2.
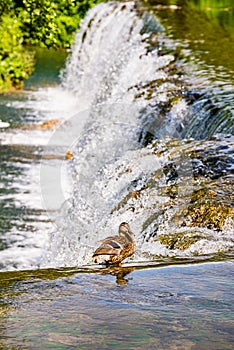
0 0 102 91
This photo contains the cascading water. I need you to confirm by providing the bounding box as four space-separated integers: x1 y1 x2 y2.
0 2 233 271
42 2 234 268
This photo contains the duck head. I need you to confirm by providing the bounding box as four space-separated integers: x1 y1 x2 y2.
119 222 131 234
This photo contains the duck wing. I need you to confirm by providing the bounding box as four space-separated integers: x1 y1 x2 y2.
99 235 119 244
92 238 123 257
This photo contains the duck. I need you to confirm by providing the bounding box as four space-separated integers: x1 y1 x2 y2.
92 222 136 266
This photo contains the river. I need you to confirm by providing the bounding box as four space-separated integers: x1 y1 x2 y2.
0 1 233 348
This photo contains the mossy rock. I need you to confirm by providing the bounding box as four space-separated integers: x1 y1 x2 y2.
173 188 234 231
158 231 204 250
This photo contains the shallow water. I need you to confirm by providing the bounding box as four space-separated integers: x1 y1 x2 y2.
0 261 233 349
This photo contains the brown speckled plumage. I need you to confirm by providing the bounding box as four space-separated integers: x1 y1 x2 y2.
92 222 136 265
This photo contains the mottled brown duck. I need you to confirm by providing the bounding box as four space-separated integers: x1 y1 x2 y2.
92 222 136 266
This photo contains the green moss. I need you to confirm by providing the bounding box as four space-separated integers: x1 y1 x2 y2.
173 188 234 231
158 231 204 250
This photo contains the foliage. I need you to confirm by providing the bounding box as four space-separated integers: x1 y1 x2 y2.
19 0 59 48
0 0 14 17
18 0 103 48
0 0 103 91
0 15 34 91
52 0 103 48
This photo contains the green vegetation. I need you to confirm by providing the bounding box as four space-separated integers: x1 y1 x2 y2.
0 0 102 92
0 15 34 91
18 0 103 49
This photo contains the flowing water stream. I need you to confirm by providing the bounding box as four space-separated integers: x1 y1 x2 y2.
0 1 233 348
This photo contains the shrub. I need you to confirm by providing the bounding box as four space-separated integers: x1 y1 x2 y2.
0 0 103 91
0 15 34 91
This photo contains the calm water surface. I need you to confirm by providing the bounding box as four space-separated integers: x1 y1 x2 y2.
0 261 234 349
144 0 234 76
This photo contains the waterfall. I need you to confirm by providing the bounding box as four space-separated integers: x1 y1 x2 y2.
42 2 234 268
0 2 232 271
